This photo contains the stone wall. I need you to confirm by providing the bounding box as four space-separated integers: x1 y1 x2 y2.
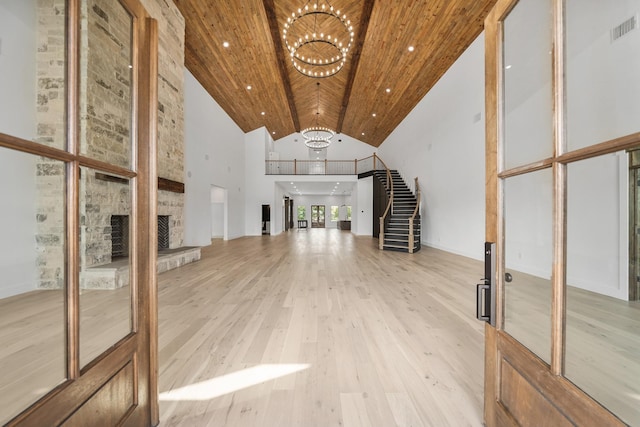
35 0 186 287
35 0 66 289
140 0 185 248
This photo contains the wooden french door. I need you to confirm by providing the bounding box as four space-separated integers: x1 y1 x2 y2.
484 0 639 426
311 205 325 228
284 197 294 231
0 0 158 425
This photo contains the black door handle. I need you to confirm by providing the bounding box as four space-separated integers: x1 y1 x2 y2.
477 282 491 322
476 242 496 326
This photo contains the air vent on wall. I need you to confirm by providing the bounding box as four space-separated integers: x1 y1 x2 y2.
611 15 637 42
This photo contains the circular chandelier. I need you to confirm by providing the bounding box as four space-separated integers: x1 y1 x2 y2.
302 126 335 149
283 1 354 78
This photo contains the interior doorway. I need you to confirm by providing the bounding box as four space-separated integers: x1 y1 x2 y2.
311 205 325 228
262 204 271 235
210 185 227 241
283 197 294 231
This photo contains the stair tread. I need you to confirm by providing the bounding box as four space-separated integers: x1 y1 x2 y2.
378 169 421 254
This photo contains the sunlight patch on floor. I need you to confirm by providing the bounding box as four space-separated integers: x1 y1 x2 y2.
159 363 310 401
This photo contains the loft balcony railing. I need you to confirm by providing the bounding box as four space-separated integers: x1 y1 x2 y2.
265 154 385 175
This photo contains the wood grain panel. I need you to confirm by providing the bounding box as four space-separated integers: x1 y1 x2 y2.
62 361 136 427
497 331 625 427
500 359 573 427
176 0 497 146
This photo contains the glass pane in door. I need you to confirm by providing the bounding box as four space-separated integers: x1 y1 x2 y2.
566 0 640 151
0 149 66 424
503 0 553 170
566 153 640 426
503 168 553 364
0 1 67 150
79 166 133 368
79 0 134 169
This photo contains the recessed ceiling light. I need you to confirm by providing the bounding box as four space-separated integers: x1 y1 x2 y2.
247 85 252 90
372 113 376 117
408 46 415 52
362 132 365 136
505 65 512 69
386 88 391 93
272 131 276 135
261 111 265 115
223 41 230 48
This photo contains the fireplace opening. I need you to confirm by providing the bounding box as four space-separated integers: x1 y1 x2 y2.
110 215 170 260
158 215 170 250
111 215 129 259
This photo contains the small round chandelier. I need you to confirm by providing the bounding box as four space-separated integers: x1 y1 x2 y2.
302 82 335 148
283 1 354 78
302 125 335 149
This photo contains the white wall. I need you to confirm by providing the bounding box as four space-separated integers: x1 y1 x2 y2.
183 69 246 245
245 128 275 236
0 151 38 298
378 34 486 260
0 2 39 298
210 185 225 238
0 1 37 140
566 153 628 300
566 0 640 150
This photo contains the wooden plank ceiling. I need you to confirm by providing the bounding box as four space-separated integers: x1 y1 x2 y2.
174 0 497 147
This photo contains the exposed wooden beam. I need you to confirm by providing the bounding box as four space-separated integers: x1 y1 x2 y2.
336 0 375 134
262 0 300 132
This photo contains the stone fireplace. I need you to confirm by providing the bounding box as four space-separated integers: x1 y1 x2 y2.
34 0 191 291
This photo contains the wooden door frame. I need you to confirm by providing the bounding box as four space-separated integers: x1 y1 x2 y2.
628 158 640 301
1 0 158 425
484 0 632 425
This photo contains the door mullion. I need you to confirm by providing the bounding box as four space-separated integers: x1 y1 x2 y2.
551 162 566 375
66 0 81 380
550 0 566 377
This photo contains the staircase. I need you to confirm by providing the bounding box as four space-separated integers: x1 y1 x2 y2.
374 170 421 253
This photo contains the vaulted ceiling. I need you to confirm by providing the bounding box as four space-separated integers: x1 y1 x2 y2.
174 0 497 147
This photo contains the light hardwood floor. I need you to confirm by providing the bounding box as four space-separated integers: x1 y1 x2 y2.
157 230 486 426
3 229 640 425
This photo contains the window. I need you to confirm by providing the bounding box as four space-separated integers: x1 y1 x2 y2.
346 206 352 221
297 205 306 220
330 206 339 222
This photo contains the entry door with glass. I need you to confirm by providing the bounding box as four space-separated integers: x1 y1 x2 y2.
0 0 158 425
311 205 325 228
483 0 640 426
